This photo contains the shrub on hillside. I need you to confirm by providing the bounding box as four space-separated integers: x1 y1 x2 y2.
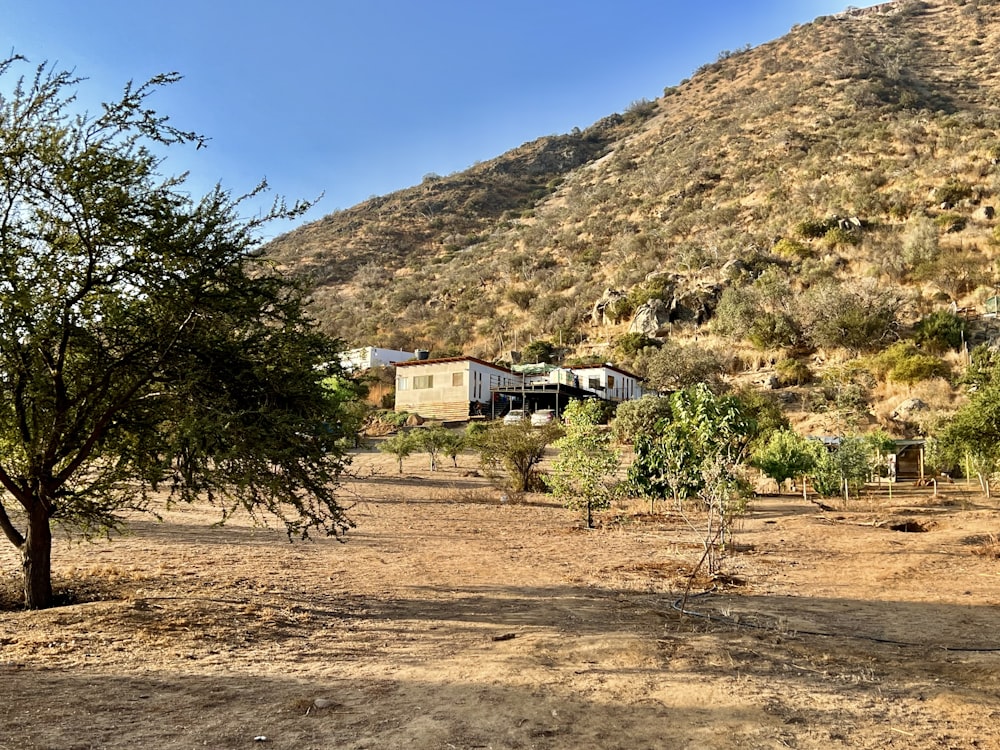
872 342 950 385
775 358 812 387
912 310 966 354
615 332 662 359
798 280 901 354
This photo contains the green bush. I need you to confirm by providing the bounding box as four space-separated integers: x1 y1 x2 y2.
749 312 801 350
934 213 966 233
912 310 966 353
611 395 673 445
615 332 661 359
772 237 811 259
822 226 860 248
506 287 536 310
934 180 973 205
795 218 834 239
521 339 558 364
775 358 812 386
872 342 950 384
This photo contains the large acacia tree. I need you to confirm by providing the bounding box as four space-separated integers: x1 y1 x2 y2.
0 58 357 609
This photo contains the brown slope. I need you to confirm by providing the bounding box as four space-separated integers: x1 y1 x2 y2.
269 0 1000 363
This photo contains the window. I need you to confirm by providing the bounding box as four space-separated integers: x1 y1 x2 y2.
588 377 601 390
397 377 409 391
452 372 464 387
413 375 434 389
607 375 615 389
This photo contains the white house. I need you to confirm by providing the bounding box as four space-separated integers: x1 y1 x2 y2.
340 346 416 373
569 364 644 402
394 356 521 421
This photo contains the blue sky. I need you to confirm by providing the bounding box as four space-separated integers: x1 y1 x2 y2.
3 1 877 234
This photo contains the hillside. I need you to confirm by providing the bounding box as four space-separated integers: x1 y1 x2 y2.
268 0 1000 432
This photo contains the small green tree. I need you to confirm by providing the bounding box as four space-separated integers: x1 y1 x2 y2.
438 430 466 468
939 378 1000 497
378 431 418 473
411 425 456 471
521 339 558 364
752 430 821 494
470 421 563 493
546 400 621 528
809 434 888 500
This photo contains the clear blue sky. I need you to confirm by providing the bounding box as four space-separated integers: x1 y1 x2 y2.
3 1 877 234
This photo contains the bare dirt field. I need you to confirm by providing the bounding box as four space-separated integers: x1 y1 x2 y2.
2 448 999 749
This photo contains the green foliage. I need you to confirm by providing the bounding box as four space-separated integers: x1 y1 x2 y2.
628 384 755 504
562 398 607 426
378 431 419 473
521 339 558 364
546 403 621 527
323 375 371 447
749 311 802 350
615 332 661 359
734 388 790 451
411 425 463 471
822 226 860 249
912 310 966 354
712 269 802 350
470 421 563 493
772 237 811 259
752 430 822 489
934 212 966 233
809 435 886 499
794 218 837 239
963 344 1000 391
798 280 901 354
628 384 755 574
939 357 1000 492
506 287 537 311
872 342 950 385
632 340 726 393
0 58 351 608
775 358 812 387
934 180 973 205
901 216 940 272
611 395 673 445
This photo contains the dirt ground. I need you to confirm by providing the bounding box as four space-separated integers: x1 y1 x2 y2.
1 447 999 750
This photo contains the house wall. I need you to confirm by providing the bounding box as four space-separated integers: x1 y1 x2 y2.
395 358 520 420
570 366 642 402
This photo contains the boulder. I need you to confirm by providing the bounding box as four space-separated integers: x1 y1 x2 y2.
890 398 928 423
628 299 671 337
591 288 628 326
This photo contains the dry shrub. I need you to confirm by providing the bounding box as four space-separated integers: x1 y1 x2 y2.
971 534 1000 559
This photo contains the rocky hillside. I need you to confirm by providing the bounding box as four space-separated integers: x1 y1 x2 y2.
268 0 1000 433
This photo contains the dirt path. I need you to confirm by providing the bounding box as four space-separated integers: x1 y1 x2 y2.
1 450 999 749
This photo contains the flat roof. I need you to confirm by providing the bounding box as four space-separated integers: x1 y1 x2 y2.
394 355 513 374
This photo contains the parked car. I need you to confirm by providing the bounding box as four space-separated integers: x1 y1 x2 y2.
530 409 556 427
503 409 525 425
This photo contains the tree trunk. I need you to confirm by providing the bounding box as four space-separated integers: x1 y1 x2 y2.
22 504 53 609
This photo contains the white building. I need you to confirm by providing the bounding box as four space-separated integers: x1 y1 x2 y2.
569 364 644 402
340 346 416 373
394 356 521 421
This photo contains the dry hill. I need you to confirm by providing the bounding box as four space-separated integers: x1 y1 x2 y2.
268 0 1000 432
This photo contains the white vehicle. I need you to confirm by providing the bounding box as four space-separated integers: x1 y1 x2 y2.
503 409 525 425
530 409 556 426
